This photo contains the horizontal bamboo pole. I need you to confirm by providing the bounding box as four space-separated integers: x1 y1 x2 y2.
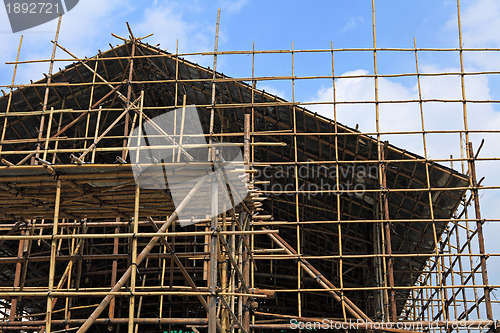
4 69 500 88
0 252 496 264
6 45 500 64
0 317 209 326
0 291 268 297
2 155 499 169
256 186 500 195
252 252 499 260
250 218 500 225
0 252 212 263
7 180 495 193
0 218 237 229
0 285 274 295
0 142 285 155
251 284 500 292
0 229 277 241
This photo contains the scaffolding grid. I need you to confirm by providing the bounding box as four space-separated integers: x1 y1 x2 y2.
0 1 498 332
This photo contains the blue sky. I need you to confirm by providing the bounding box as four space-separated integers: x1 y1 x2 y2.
0 0 499 316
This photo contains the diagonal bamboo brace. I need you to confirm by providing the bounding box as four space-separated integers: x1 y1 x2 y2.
147 217 223 333
76 178 205 333
265 230 373 323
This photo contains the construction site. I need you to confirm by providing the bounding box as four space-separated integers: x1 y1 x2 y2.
0 1 498 332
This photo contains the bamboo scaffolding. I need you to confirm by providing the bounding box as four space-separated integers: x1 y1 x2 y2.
0 3 498 332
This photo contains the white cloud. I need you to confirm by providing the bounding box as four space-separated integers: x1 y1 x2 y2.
446 0 500 70
460 0 500 47
308 67 498 181
218 0 249 14
342 16 365 32
133 1 214 67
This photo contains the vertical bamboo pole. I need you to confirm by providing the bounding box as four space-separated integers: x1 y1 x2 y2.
9 229 24 320
230 207 236 333
51 111 63 164
134 258 149 333
208 9 220 141
135 91 144 164
122 35 136 161
208 9 221 333
175 39 179 111
290 41 302 318
42 107 54 161
381 208 389 320
64 224 76 331
19 222 34 318
159 234 167 320
0 35 22 157
177 95 187 162
456 0 493 321
460 133 480 319
414 38 448 321
35 15 62 165
238 216 244 333
34 111 46 163
250 41 256 332
128 91 143 333
221 209 229 331
425 271 431 321
371 0 397 321
208 179 219 333
82 58 99 162
46 179 62 333
466 142 493 320
128 184 140 333
91 107 102 164
445 228 458 319
380 145 397 321
109 220 120 320
330 41 347 321
242 114 251 331
453 219 470 321
167 214 176 331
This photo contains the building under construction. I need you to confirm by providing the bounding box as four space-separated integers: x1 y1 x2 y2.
0 3 498 333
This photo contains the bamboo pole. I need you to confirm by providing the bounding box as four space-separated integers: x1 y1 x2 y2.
242 114 251 331
42 107 55 161
81 57 99 162
208 9 221 333
0 35 22 157
0 6 498 329
265 231 373 322
34 15 62 165
39 223 88 332
45 179 62 333
109 221 120 320
8 229 24 320
75 178 205 333
79 95 142 160
123 33 136 160
128 184 140 333
466 143 493 320
371 0 397 321
329 40 348 321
